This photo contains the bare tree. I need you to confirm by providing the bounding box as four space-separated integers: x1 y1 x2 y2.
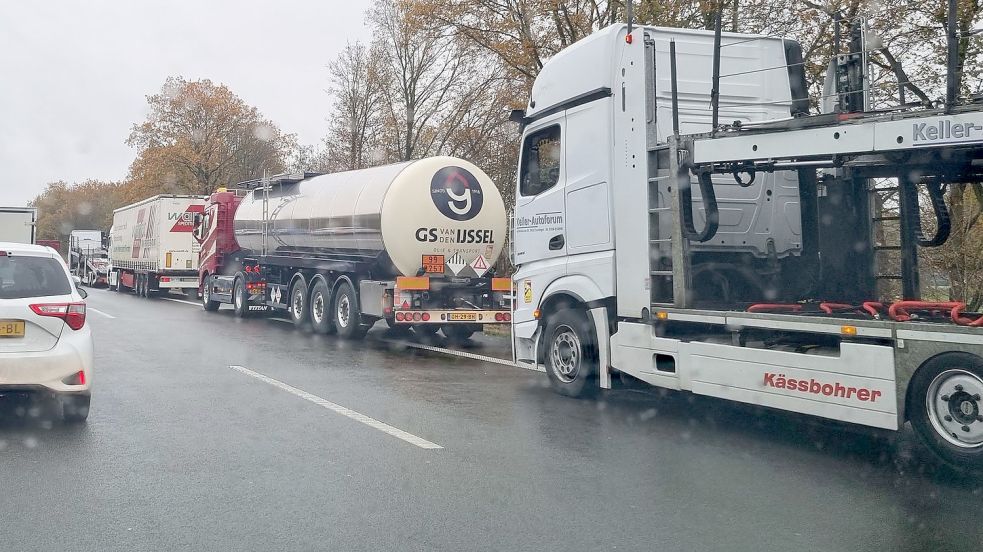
324 42 385 171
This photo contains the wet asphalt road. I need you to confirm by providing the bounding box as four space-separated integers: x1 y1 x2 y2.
2 288 983 551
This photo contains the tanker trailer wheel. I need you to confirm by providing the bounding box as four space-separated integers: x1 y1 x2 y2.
442 324 474 342
544 308 598 399
233 277 250 318
412 324 439 338
333 281 367 340
309 280 336 335
201 278 220 312
908 352 983 471
289 281 309 328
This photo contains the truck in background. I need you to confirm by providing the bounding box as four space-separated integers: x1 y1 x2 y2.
510 20 983 470
194 156 512 340
108 195 206 297
69 230 110 287
0 207 37 244
36 239 62 252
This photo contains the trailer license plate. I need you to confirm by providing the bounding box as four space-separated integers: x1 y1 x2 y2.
0 320 25 337
449 313 477 321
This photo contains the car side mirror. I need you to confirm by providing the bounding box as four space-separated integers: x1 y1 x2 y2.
72 276 88 299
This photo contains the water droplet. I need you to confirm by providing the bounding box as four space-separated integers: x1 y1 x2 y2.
252 123 275 142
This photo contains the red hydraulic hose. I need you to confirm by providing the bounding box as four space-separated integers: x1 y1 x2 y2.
887 301 964 322
950 304 983 326
819 302 854 314
862 302 885 319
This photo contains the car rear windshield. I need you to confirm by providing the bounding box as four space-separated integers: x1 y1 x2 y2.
0 255 72 299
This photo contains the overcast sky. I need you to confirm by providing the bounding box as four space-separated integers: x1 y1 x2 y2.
0 0 371 207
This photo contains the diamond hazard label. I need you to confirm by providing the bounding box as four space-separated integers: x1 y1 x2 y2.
446 253 466 275
470 254 490 276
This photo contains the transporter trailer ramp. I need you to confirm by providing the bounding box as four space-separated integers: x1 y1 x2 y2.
511 3 983 469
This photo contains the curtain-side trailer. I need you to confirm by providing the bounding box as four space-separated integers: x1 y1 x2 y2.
108 195 206 297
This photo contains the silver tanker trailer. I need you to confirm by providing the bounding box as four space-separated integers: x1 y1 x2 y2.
193 156 513 340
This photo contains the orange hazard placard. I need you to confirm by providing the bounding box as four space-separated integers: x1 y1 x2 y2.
422 255 445 274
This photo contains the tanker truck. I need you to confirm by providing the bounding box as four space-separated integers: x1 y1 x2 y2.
193 156 513 340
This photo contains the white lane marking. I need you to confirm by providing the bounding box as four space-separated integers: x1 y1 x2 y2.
160 297 200 307
381 338 544 372
230 365 442 450
87 307 116 319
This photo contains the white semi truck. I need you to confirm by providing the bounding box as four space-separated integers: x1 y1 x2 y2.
511 20 983 469
108 195 206 297
0 207 37 244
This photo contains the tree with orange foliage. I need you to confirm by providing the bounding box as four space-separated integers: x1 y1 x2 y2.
126 77 293 195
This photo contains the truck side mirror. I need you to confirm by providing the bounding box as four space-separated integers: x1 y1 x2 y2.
192 212 205 243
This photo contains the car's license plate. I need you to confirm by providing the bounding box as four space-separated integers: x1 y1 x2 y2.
0 320 25 338
449 313 477 321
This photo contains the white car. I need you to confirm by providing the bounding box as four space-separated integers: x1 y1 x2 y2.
0 242 93 421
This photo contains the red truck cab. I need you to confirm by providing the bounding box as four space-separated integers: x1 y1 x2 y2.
193 189 244 292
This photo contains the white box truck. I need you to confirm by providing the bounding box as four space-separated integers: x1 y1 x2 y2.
108 195 206 297
511 21 983 470
0 207 37 244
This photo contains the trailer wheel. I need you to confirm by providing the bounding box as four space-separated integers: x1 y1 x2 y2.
909 353 983 470
201 278 220 312
333 281 367 339
289 281 309 327
233 277 250 318
543 308 598 398
309 280 336 334
442 324 474 341
412 324 439 337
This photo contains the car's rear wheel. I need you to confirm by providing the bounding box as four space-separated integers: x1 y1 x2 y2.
62 394 90 423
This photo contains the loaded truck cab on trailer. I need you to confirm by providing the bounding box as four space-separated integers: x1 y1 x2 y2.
512 22 983 470
194 156 512 340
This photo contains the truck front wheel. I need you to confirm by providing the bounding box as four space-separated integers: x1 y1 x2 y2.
202 278 220 312
909 352 983 471
309 280 336 335
233 277 250 318
333 281 367 340
543 308 598 398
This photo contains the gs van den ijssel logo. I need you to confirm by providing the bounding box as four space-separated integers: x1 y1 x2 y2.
431 166 483 221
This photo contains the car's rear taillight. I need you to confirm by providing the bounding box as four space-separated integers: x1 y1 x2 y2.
30 302 86 330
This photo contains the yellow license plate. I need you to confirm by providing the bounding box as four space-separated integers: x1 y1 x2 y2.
0 320 25 337
449 313 477 321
